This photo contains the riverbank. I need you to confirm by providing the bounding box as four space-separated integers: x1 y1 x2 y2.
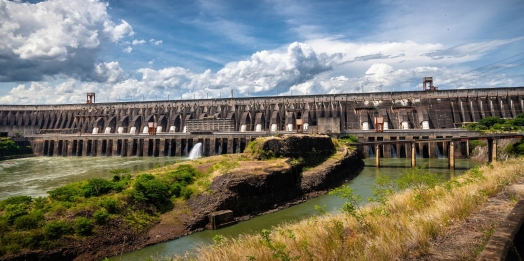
0 135 363 261
180 158 524 261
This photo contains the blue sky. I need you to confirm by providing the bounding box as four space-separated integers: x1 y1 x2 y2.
0 0 523 104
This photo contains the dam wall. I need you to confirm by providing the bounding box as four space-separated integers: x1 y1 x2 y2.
1 87 524 137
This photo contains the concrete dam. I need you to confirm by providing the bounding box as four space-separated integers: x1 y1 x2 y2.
1 86 524 158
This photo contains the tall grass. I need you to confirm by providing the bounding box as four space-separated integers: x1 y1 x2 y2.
177 159 524 261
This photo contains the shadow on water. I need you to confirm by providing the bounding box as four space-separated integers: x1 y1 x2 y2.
109 157 480 261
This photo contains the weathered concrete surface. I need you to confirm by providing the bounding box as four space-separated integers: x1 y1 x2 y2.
479 200 524 261
2 87 524 137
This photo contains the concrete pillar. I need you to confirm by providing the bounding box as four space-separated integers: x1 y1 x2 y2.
227 138 234 154
209 138 216 156
466 140 470 157
375 144 380 168
411 142 416 167
175 139 182 156
490 139 497 162
143 139 149 157
127 139 134 157
159 138 165 156
53 140 59 156
383 137 391 158
67 140 73 156
82 139 88 156
449 141 455 169
112 139 118 156
97 140 103 156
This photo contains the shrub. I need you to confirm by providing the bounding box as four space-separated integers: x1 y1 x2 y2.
4 203 29 224
133 174 170 203
479 116 505 128
180 186 194 200
505 140 524 156
99 198 120 214
13 211 44 230
74 217 93 236
469 140 487 153
48 184 84 202
0 195 32 211
93 209 109 224
44 221 72 239
83 178 113 197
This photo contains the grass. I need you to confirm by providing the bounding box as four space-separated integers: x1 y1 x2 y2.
172 158 524 261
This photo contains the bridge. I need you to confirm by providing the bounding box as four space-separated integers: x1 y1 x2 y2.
350 134 524 169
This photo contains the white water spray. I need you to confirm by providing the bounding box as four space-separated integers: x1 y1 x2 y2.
188 143 202 159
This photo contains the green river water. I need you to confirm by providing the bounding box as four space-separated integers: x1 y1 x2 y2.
0 156 480 260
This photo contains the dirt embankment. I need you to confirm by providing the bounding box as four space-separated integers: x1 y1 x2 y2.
3 135 363 261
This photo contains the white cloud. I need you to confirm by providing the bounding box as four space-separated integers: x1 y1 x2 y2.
132 39 146 45
149 39 163 45
122 46 132 53
0 0 134 82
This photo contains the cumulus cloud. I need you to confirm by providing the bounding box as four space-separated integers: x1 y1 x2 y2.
0 0 134 82
0 39 522 104
122 46 132 53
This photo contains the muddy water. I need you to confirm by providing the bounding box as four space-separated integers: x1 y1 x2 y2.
0 157 181 200
109 158 480 261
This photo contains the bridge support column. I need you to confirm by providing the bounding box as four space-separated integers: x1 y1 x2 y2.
411 142 416 167
375 144 380 168
489 139 497 162
466 140 470 157
143 139 149 157
449 141 455 169
81 139 88 156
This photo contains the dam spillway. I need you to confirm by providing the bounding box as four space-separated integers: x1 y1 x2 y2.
1 87 524 157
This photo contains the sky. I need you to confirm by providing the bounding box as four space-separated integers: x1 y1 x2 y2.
0 0 523 104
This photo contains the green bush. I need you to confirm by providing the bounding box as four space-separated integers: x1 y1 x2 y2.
505 140 524 155
0 138 20 156
180 186 194 200
13 211 44 230
74 217 93 236
479 116 505 128
44 221 72 239
93 209 109 224
133 174 170 203
4 203 29 224
99 198 120 214
48 184 84 202
0 195 32 210
469 140 487 153
83 178 113 197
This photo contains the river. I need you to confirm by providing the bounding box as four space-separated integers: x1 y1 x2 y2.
108 157 480 261
0 156 479 260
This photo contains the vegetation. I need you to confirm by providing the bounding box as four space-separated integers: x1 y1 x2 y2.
0 164 206 256
469 140 487 153
179 159 524 261
505 139 524 156
0 138 32 157
466 113 524 132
